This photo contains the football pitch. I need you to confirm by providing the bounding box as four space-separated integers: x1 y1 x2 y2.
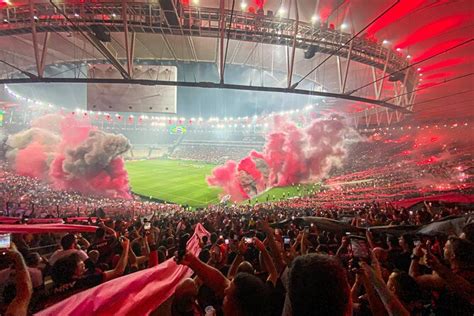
126 159 320 208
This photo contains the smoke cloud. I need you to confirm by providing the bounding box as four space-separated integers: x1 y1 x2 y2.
207 115 360 201
4 114 132 198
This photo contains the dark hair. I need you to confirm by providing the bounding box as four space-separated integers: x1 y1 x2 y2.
210 233 218 244
233 272 269 316
462 222 474 242
198 249 210 263
25 252 41 267
61 234 76 250
390 270 421 304
95 227 106 239
51 253 81 285
289 254 350 316
387 235 399 248
449 237 474 265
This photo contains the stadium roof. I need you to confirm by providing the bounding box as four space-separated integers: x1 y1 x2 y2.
0 0 472 124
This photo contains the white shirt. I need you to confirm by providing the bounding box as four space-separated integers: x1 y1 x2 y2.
49 249 89 266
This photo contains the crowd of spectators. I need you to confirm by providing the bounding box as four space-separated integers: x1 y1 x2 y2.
1 127 473 315
1 190 473 315
170 144 256 164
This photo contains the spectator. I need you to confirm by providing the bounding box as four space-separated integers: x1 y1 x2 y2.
287 254 351 316
48 234 89 266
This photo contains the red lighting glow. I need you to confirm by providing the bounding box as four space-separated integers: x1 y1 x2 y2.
366 0 425 36
412 38 467 62
424 72 454 80
395 15 471 49
421 57 467 73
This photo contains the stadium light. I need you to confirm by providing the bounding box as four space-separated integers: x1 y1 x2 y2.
311 15 319 23
341 23 348 30
240 1 247 10
396 48 401 52
406 55 411 59
278 7 286 16
382 40 389 45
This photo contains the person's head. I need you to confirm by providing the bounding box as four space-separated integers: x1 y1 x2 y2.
237 261 254 275
461 222 474 242
201 235 208 244
210 233 218 244
25 252 41 267
289 254 351 316
223 272 268 316
95 227 106 239
399 234 414 251
51 253 85 285
387 270 421 305
386 235 399 249
61 233 77 250
444 236 474 267
88 250 100 263
172 278 198 314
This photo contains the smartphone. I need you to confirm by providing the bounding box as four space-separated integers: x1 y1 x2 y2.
225 239 230 245
144 222 151 230
283 237 291 249
0 234 11 250
233 235 238 241
244 237 253 244
304 226 310 234
350 237 370 262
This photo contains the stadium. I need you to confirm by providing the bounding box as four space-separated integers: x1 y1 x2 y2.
0 0 473 315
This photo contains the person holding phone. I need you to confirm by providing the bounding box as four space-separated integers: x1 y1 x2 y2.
409 237 474 316
1 243 33 316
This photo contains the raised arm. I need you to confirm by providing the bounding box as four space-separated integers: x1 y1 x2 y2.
180 252 230 297
103 237 130 282
361 263 409 316
258 221 286 273
426 251 474 304
254 237 278 286
227 240 247 280
5 245 33 316
409 245 444 290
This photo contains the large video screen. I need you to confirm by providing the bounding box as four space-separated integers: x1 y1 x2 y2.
86 64 177 113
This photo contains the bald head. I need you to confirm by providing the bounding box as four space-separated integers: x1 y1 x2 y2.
237 261 254 275
172 278 198 313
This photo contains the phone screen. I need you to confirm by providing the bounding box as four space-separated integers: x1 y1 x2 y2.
350 239 370 260
225 239 230 245
144 222 151 230
244 237 253 244
284 237 291 245
0 234 11 249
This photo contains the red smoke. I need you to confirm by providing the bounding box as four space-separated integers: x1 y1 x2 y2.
16 142 48 178
207 116 357 201
207 161 249 201
10 114 131 199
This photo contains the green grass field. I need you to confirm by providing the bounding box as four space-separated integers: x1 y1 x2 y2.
126 159 320 208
